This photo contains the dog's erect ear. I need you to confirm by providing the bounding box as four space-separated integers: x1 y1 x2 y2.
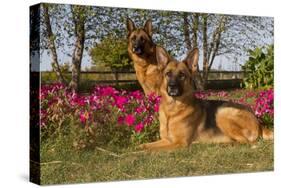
156 47 169 70
183 48 199 74
144 19 153 37
127 18 136 35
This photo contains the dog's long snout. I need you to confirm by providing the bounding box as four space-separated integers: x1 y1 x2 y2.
168 80 177 88
132 40 144 55
167 79 182 97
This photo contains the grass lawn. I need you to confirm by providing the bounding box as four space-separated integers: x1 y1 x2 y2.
40 139 273 185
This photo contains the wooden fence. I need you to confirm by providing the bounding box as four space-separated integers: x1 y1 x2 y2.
42 70 249 89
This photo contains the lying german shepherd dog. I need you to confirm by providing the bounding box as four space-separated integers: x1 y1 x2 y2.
139 47 273 151
127 18 162 95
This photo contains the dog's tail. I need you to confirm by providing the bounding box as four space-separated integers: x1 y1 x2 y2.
261 127 274 140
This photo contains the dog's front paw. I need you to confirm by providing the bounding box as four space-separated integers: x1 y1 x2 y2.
138 143 148 150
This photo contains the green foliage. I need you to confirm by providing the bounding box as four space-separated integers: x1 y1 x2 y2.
90 35 132 71
242 45 274 89
130 122 159 146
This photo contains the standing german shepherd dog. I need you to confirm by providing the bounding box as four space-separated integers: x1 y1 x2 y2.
127 18 162 95
140 47 273 151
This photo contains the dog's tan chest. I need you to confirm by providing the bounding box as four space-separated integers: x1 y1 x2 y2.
133 61 161 95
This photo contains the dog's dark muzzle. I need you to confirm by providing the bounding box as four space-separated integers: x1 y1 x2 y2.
133 46 143 55
132 41 144 55
167 81 182 97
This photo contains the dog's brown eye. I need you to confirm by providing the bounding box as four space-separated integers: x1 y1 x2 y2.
179 72 185 80
140 36 144 42
132 35 136 41
166 71 172 78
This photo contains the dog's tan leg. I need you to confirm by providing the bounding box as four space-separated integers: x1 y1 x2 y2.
159 109 168 139
139 139 187 151
139 139 171 150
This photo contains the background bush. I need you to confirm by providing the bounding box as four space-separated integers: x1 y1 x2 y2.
242 45 274 89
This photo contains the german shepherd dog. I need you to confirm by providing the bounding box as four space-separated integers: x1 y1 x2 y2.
139 47 273 151
127 18 162 95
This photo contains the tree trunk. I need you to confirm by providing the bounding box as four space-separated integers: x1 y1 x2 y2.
183 13 204 90
208 16 227 71
202 14 209 88
42 4 66 84
183 12 192 51
69 35 84 92
192 13 199 48
69 6 86 92
203 15 227 88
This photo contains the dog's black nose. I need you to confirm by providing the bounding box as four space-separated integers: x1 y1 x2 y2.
133 46 143 54
168 80 177 87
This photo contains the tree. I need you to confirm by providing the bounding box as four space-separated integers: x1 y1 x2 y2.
68 5 87 91
39 3 273 91
90 35 131 71
41 4 91 92
42 4 66 84
180 13 273 89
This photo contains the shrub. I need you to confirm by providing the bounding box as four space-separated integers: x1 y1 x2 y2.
90 35 132 71
39 84 273 150
242 45 274 89
40 83 160 149
194 89 274 127
254 89 274 127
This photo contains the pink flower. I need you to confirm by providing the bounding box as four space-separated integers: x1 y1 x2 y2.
154 103 159 112
144 116 153 126
79 111 89 124
125 114 135 126
194 91 208 99
218 91 228 97
135 106 145 114
99 86 119 96
130 90 144 100
117 116 124 125
114 96 128 109
135 122 144 133
254 89 274 120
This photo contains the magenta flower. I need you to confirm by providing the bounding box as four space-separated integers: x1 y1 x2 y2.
254 89 274 120
135 106 145 114
135 122 144 133
79 111 89 124
114 96 128 109
130 90 144 100
154 103 159 112
117 116 124 125
99 86 119 96
217 91 228 98
125 114 135 126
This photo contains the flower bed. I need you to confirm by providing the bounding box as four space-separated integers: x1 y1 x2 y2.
39 83 273 149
